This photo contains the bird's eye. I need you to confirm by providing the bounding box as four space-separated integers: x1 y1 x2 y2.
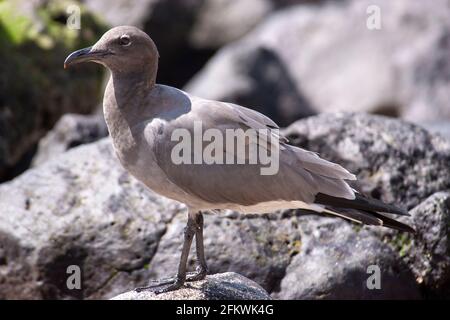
119 35 131 46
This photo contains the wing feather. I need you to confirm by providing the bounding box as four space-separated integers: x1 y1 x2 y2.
153 93 356 207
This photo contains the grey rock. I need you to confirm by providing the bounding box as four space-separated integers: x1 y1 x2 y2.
274 219 421 299
408 192 450 297
370 191 450 298
420 121 450 141
282 113 450 298
112 272 271 300
82 0 158 28
0 138 184 299
186 0 450 123
401 26 450 123
189 0 274 49
283 112 450 209
32 113 108 166
190 0 331 49
185 45 315 126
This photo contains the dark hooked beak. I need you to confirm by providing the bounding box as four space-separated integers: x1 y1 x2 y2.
64 46 111 69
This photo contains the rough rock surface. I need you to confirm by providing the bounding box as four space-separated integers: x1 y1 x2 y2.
283 113 450 298
369 191 450 298
0 0 106 182
0 138 184 299
406 192 450 297
186 0 450 123
112 272 271 300
283 113 450 210
32 113 108 166
420 121 450 141
274 219 420 299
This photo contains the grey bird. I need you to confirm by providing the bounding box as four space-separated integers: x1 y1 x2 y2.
64 26 414 293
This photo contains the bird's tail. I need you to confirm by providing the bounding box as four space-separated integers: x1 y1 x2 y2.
314 192 415 233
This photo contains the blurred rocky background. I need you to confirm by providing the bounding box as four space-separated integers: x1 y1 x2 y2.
0 0 449 299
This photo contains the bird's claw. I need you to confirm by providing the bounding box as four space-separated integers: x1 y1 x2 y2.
134 269 208 293
153 281 184 294
135 276 185 294
134 277 176 292
186 267 207 282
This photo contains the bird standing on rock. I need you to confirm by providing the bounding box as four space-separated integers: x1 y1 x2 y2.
64 26 414 294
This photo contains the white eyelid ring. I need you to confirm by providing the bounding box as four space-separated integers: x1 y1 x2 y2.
119 34 131 46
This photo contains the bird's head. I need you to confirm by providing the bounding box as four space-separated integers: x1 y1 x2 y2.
64 26 159 75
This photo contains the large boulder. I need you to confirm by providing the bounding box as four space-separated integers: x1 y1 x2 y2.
184 45 315 126
274 219 420 299
186 0 450 123
32 113 108 166
0 0 106 182
81 0 157 28
420 121 450 142
0 138 184 299
189 0 330 49
283 113 450 298
189 0 275 50
369 191 450 298
112 272 272 300
283 112 450 209
406 192 450 297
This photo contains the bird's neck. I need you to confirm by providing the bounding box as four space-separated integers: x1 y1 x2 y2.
104 71 151 128
111 67 156 96
103 73 148 163
106 64 158 115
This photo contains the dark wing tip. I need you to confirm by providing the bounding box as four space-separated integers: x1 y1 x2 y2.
369 211 416 233
314 193 415 233
353 193 410 216
315 192 409 216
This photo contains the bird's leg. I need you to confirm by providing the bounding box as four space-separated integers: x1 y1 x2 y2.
186 211 208 282
135 211 208 293
135 211 196 293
